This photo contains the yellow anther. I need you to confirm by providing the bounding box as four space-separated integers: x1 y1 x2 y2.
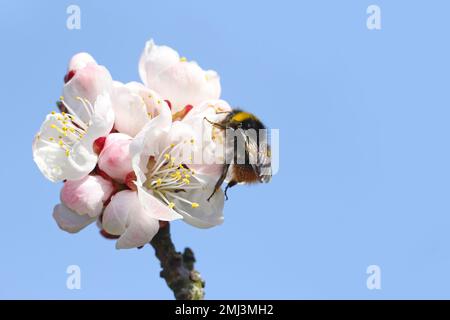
65 150 70 157
58 140 63 146
156 178 162 186
180 57 187 62
51 111 56 115
170 143 175 148
164 153 170 160
59 96 64 100
157 100 161 104
50 124 57 129
61 112 66 116
49 137 54 141
168 202 175 209
182 178 190 185
191 202 200 208
190 139 195 144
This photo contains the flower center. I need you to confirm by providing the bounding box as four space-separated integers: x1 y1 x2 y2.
41 96 92 157
143 144 203 210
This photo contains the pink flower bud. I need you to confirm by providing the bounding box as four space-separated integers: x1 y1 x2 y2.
60 175 114 218
68 52 97 71
64 53 97 83
98 133 133 182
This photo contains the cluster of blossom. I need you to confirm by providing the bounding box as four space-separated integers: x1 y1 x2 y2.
32 40 231 249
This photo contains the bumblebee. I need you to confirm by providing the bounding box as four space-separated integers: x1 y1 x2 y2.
205 109 272 201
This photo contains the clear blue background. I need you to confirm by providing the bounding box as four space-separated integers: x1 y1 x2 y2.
1 0 450 299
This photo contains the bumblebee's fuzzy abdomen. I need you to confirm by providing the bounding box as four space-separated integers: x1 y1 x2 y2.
231 165 259 184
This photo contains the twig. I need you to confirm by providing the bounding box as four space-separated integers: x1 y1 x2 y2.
150 223 205 300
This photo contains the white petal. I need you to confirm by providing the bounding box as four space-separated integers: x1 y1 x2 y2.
181 100 231 178
164 121 196 164
130 103 172 184
105 190 160 249
68 94 114 179
32 114 97 182
81 93 115 141
139 39 180 89
33 94 114 182
111 81 150 137
53 203 96 233
137 185 183 221
174 175 225 228
102 190 132 236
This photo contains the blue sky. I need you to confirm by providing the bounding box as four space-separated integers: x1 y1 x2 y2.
1 0 450 299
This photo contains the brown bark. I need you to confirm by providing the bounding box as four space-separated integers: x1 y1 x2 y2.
150 224 205 300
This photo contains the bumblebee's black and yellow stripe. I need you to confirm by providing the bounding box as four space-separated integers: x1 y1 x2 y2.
206 109 272 201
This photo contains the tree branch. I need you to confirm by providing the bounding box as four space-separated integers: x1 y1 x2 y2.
150 223 205 300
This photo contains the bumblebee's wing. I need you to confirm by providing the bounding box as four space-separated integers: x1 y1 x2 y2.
236 129 272 183
257 147 272 183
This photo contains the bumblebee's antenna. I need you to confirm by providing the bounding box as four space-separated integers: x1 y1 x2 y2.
203 117 226 129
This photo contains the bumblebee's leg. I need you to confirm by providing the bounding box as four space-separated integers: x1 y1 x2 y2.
204 117 226 129
207 164 230 201
224 180 238 200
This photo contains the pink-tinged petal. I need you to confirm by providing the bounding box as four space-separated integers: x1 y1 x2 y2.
103 190 160 249
124 82 166 118
53 203 96 233
102 190 132 235
138 39 221 112
68 52 97 71
139 39 179 89
60 175 114 218
98 133 133 182
152 61 221 112
62 64 113 123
